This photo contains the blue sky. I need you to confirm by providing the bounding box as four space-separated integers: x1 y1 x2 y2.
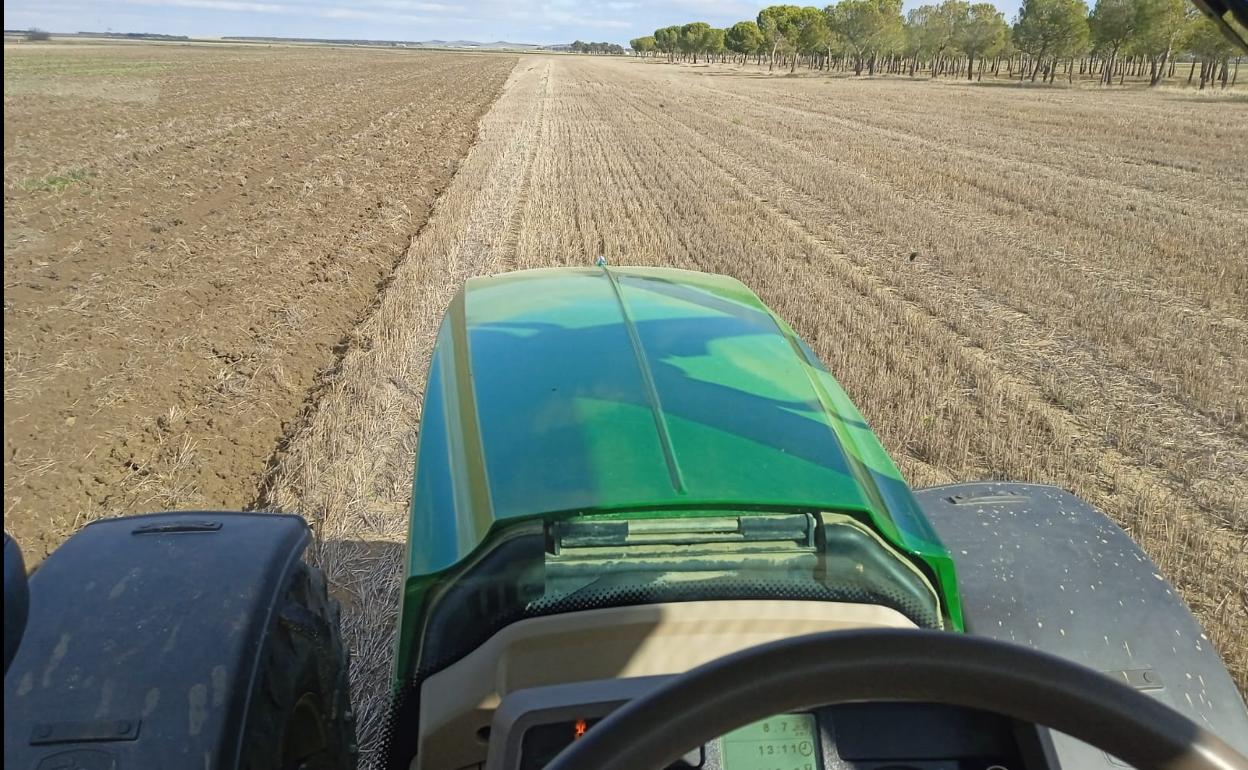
3 0 1024 46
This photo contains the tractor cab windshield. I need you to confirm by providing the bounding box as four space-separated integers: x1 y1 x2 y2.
412 507 943 678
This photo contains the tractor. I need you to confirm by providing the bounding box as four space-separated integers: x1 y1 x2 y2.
5 266 1248 770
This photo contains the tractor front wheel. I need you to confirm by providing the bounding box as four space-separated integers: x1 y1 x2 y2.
240 562 358 770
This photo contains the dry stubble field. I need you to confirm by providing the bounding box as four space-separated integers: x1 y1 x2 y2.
5 45 1247 758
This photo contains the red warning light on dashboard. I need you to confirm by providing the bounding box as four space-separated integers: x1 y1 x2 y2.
573 719 588 740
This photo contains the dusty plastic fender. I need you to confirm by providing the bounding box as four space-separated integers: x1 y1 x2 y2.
3 511 310 770
916 482 1248 764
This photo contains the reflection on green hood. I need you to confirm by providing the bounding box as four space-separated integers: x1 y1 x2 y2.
397 266 962 679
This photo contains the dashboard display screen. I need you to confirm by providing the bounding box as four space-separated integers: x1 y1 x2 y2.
518 718 602 770
720 713 819 770
520 717 703 769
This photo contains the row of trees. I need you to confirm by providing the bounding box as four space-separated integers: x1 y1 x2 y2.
568 40 627 55
628 0 1242 88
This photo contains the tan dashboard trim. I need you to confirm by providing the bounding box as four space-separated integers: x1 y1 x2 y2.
415 600 916 769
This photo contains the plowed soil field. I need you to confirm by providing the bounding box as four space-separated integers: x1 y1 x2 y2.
3 43 515 558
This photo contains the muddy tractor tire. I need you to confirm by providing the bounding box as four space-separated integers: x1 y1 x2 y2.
241 563 358 770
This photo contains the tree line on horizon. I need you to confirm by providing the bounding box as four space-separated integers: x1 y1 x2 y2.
569 40 628 54
625 0 1242 88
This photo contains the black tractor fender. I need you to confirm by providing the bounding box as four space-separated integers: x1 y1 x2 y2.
4 532 30 675
915 482 1248 766
4 511 312 770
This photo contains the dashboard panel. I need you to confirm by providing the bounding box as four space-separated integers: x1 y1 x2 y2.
485 677 1047 770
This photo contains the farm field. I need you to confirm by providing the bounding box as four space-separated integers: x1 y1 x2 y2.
260 56 1248 750
3 43 515 558
5 44 1247 759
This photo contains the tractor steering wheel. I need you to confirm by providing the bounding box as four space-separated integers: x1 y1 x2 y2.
545 629 1248 770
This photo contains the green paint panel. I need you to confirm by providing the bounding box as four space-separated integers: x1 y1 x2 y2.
462 268 874 525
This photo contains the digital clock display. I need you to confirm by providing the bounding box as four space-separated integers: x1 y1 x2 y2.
720 713 819 770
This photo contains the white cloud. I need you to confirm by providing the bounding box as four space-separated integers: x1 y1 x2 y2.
311 5 434 22
111 0 468 23
356 0 458 12
120 0 288 12
4 0 772 44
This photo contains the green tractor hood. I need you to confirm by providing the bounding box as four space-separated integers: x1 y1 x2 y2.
398 266 961 679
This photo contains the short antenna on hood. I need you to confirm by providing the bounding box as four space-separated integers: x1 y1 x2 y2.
596 236 608 267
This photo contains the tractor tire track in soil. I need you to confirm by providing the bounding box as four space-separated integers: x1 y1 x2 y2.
260 58 551 756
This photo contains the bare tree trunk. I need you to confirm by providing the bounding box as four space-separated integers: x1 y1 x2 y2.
1029 52 1042 82
1150 44 1170 86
